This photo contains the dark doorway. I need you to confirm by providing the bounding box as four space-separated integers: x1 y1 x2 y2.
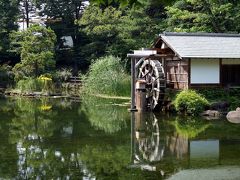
222 65 240 86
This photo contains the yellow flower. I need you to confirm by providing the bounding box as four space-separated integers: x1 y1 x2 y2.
40 105 52 111
38 75 52 81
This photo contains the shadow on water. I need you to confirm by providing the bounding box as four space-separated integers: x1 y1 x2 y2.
0 97 239 179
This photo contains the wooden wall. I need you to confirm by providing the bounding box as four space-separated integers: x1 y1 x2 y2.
165 59 189 89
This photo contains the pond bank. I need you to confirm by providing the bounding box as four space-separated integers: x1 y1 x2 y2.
1 89 81 102
3 89 128 99
2 87 240 122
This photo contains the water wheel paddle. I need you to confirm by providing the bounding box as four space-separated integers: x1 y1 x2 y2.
138 59 166 110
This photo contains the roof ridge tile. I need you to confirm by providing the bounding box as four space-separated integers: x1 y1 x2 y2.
160 32 240 37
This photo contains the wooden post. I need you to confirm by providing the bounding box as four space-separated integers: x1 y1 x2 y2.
136 79 147 111
131 112 135 163
130 58 137 111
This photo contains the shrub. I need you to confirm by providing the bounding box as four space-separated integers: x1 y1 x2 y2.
55 68 72 82
197 88 240 111
16 75 53 93
16 78 42 93
11 25 56 79
0 65 14 86
174 90 209 115
83 56 131 97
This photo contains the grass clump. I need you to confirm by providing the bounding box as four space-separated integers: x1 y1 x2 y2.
16 75 53 93
54 68 72 82
16 78 42 93
174 90 209 115
82 56 130 97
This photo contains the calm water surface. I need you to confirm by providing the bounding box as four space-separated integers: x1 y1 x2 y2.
0 97 239 179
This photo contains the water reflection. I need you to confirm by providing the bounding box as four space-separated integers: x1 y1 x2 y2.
0 97 133 179
133 113 164 162
0 97 239 179
81 95 130 134
131 112 240 179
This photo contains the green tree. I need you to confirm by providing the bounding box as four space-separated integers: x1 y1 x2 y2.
90 0 176 7
0 0 19 53
36 0 87 22
166 0 240 33
35 0 89 72
35 0 88 46
11 25 56 80
78 5 164 62
20 0 36 29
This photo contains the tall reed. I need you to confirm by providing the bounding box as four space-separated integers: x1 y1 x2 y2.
82 56 130 97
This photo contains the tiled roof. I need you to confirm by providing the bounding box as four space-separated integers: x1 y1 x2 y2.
160 32 240 58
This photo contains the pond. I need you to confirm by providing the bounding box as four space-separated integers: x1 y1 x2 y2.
0 97 239 179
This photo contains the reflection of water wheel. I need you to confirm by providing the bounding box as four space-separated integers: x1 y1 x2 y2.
138 59 166 110
136 113 165 162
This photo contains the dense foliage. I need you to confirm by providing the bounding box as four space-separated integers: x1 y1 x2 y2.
78 4 164 64
166 0 240 32
174 90 209 115
82 56 130 96
11 25 56 81
0 65 14 87
16 76 53 93
0 0 19 54
198 88 240 111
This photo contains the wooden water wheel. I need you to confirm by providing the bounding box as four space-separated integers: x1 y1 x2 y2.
138 59 166 110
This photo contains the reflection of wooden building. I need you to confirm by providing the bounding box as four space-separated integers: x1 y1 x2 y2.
131 113 240 178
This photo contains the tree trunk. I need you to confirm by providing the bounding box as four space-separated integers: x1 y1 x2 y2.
35 60 38 78
24 0 30 28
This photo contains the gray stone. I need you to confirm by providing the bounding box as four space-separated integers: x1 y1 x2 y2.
33 92 42 96
201 110 221 117
236 107 240 112
226 110 240 124
210 101 229 111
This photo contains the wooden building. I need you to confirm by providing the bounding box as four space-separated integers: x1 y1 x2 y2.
154 32 240 89
130 32 240 88
128 32 240 110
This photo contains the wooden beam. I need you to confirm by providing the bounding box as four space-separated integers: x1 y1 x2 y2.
188 58 191 89
127 54 175 59
219 58 222 87
150 48 175 55
130 58 137 111
190 84 221 88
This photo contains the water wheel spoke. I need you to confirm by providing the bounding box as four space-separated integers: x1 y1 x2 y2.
138 58 166 110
